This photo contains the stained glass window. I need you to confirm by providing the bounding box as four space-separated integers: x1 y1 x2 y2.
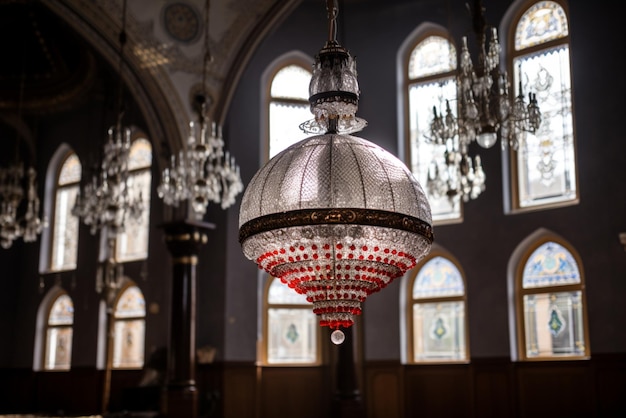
116 138 152 262
51 153 81 271
265 277 319 365
406 34 461 223
517 237 589 360
408 254 468 362
509 1 577 210
268 63 312 159
112 285 146 368
45 293 74 370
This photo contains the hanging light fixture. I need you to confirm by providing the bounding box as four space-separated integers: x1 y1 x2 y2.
157 0 243 219
427 0 541 203
72 0 143 236
239 0 433 345
0 71 46 249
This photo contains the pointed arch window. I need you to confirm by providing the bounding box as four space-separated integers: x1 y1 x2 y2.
265 56 313 160
115 136 152 262
406 252 469 363
262 277 321 365
507 0 578 211
44 292 74 370
50 151 81 271
513 235 590 360
402 29 461 223
112 284 146 369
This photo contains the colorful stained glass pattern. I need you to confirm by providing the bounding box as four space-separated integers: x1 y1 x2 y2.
113 286 146 369
45 293 74 370
522 241 580 288
115 286 146 318
408 36 456 79
407 35 460 222
515 1 568 51
267 308 317 364
49 294 74 325
269 64 312 159
523 291 585 358
413 301 466 361
514 46 576 208
413 256 464 299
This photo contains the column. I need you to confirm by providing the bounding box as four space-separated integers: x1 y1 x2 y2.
161 220 215 418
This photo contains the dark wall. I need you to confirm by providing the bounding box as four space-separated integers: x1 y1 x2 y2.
224 0 626 362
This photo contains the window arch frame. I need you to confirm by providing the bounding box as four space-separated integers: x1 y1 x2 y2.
404 246 470 364
398 23 463 225
502 0 579 213
261 50 314 164
34 285 74 371
508 228 590 361
39 144 82 273
260 275 324 367
106 128 153 263
109 279 147 370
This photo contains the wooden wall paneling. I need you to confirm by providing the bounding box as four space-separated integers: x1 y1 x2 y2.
515 361 594 418
403 365 472 418
364 362 403 418
471 359 514 418
222 362 259 418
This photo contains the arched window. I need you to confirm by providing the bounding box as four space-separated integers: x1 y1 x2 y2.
42 147 81 272
262 276 321 365
111 283 146 369
509 230 590 360
506 0 578 211
115 136 152 262
263 52 313 160
400 25 461 223
406 250 469 363
43 291 74 370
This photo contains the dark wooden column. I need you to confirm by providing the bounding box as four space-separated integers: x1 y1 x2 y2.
161 220 215 418
332 326 366 418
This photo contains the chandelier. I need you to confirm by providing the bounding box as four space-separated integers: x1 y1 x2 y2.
0 163 46 249
239 0 433 344
72 0 143 236
157 0 243 219
0 72 47 249
427 0 541 203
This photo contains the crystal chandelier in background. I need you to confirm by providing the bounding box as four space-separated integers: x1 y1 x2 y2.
0 164 46 249
427 0 541 203
239 0 433 345
157 0 243 219
72 0 143 237
0 73 47 249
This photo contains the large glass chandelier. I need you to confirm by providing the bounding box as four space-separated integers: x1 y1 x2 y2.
72 0 143 236
239 0 433 344
427 0 541 203
157 0 243 219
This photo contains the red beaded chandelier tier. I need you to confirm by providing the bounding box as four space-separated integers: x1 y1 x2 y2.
239 0 433 344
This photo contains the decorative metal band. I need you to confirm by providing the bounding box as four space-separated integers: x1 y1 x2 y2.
239 208 433 243
172 255 198 265
309 91 358 107
165 232 207 243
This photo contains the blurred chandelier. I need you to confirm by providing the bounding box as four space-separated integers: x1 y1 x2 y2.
72 0 143 236
239 0 433 344
0 164 46 249
427 0 541 203
0 73 47 249
157 0 243 219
